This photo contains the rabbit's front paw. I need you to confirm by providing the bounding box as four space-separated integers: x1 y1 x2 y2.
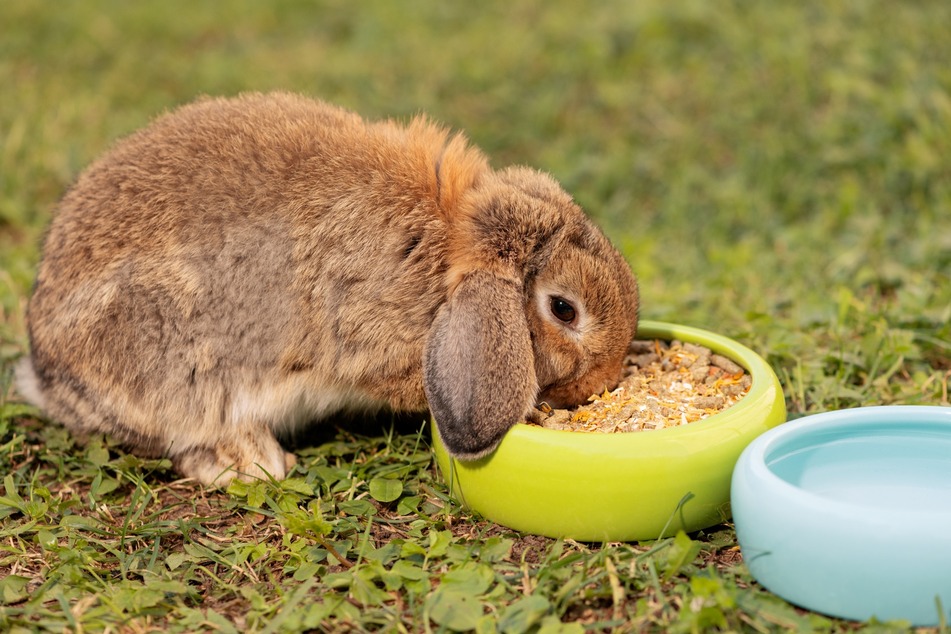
174 432 294 487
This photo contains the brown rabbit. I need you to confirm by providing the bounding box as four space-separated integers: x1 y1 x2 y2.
17 92 639 485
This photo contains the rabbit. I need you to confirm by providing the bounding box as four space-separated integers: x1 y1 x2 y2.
17 92 639 486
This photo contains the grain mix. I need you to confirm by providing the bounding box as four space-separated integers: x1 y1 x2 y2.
527 339 751 433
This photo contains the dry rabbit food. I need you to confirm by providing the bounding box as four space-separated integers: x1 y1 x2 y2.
527 339 752 433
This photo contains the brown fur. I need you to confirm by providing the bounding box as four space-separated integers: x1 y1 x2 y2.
18 92 639 484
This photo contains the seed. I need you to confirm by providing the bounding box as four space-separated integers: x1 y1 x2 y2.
711 354 743 375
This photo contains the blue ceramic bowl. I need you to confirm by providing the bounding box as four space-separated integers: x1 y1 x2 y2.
731 406 951 626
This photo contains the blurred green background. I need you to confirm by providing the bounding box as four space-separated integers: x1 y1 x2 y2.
2 1 950 631
3 2 949 416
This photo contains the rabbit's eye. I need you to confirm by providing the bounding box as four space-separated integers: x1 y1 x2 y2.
549 296 577 324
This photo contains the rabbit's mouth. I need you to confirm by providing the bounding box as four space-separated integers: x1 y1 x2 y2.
535 380 570 409
537 365 624 410
535 395 570 410
537 385 596 411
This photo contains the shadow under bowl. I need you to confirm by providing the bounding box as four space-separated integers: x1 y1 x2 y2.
432 320 786 542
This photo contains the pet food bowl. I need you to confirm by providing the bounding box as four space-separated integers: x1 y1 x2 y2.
432 320 786 542
732 406 951 626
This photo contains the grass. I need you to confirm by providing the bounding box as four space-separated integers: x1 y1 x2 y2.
1 0 950 631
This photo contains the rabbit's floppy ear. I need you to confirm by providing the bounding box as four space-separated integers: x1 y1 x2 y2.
424 270 537 460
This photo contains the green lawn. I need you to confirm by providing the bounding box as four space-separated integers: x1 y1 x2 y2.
2 1 950 632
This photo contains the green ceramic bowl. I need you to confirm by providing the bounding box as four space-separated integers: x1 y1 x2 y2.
432 320 786 542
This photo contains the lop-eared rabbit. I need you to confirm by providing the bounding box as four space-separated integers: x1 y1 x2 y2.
18 93 639 485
